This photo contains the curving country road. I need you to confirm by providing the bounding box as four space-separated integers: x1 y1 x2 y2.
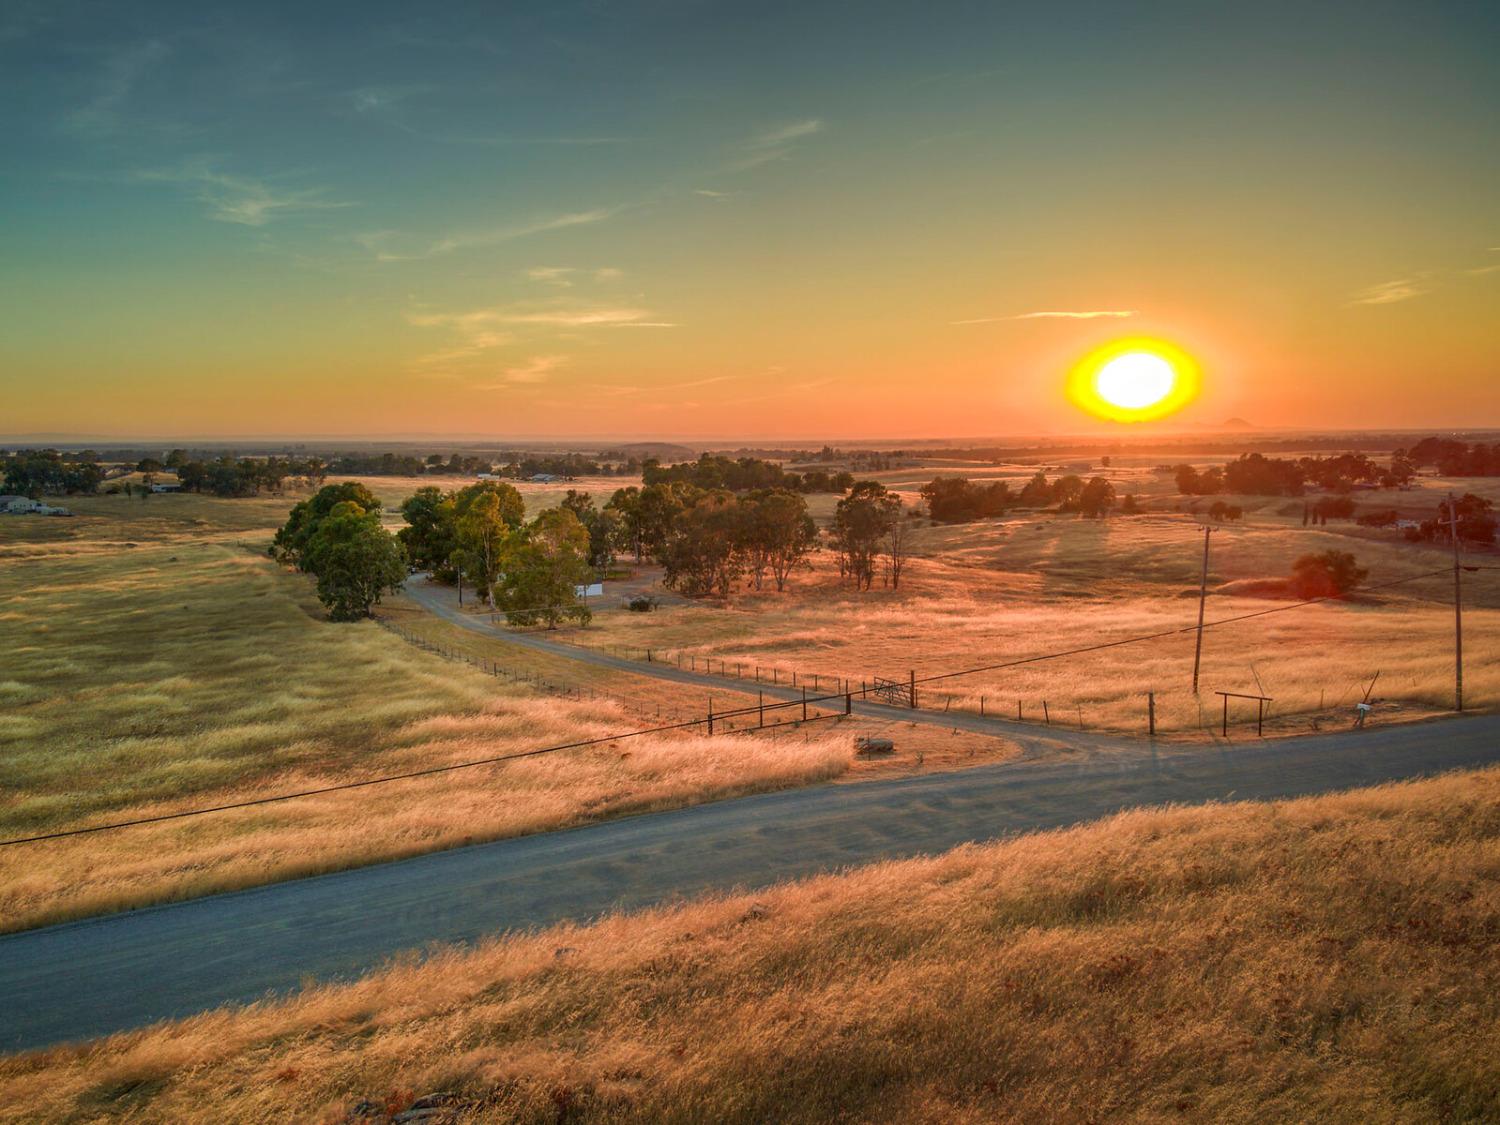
3 710 1499 1053
402 577 1113 755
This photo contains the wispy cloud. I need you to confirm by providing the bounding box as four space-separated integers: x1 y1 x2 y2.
67 39 170 135
407 301 674 373
952 309 1137 324
730 118 823 170
358 208 614 261
1467 249 1500 276
502 307 668 327
133 160 354 226
408 304 670 331
432 210 613 255
526 266 576 286
1346 278 1428 307
346 84 431 114
523 265 624 286
493 355 568 386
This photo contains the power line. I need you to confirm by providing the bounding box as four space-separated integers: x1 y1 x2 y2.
910 566 1457 687
0 564 1476 848
0 710 778 848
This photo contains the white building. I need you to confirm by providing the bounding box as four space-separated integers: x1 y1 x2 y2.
0 495 70 516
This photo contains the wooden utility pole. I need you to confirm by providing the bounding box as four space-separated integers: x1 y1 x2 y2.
1191 526 1215 693
1449 493 1464 712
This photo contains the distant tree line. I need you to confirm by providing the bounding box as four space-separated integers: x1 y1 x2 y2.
642 454 855 494
161 452 328 497
2 449 104 497
919 471 1122 523
1404 438 1500 477
1173 451 1423 498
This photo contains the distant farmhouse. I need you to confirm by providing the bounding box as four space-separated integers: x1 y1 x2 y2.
150 481 182 493
0 495 72 516
530 473 560 483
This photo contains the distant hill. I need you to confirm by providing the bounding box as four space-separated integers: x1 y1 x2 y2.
1221 417 1254 430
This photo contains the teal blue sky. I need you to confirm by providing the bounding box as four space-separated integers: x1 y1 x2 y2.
1 1 1496 438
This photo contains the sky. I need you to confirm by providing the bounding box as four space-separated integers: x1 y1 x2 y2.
0 0 1496 441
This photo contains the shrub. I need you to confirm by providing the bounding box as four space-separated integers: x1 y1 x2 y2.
1290 550 1367 599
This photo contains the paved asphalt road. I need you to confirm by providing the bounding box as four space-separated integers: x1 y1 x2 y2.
4 710 1499 1053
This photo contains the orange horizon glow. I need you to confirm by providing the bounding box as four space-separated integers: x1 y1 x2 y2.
1 6 1496 441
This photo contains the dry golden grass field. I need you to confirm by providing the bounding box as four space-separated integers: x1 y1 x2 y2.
566 466 1499 738
0 492 859 933
3 766 1497 1123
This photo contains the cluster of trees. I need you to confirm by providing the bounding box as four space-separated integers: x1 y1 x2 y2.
803 445 905 471
1175 455 1303 496
323 452 462 476
1206 501 1243 522
650 490 818 596
831 482 909 589
1300 496 1357 525
1404 494 1497 545
1405 438 1500 477
306 450 636 479
271 484 407 620
597 485 818 596
920 477 1014 522
1 449 104 496
1175 451 1417 498
510 453 631 478
165 454 326 497
919 472 1121 523
604 478 911 595
399 481 594 627
642 454 854 494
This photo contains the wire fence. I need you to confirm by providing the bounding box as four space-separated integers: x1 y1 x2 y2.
559 640 1404 739
378 620 856 738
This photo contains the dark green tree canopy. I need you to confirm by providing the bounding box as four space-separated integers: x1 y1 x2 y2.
272 494 406 621
270 482 381 570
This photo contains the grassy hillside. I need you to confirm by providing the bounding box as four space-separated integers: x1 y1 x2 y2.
0 497 852 932
3 768 1496 1122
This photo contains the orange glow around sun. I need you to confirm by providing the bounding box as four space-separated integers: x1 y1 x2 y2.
1066 337 1200 423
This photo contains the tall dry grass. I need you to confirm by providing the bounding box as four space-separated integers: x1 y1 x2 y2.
4 767 1497 1122
0 506 847 933
571 511 1497 734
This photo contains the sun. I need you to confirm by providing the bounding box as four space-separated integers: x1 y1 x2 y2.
1065 338 1200 423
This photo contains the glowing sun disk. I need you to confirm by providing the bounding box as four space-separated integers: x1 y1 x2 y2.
1095 352 1175 410
1065 338 1201 423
